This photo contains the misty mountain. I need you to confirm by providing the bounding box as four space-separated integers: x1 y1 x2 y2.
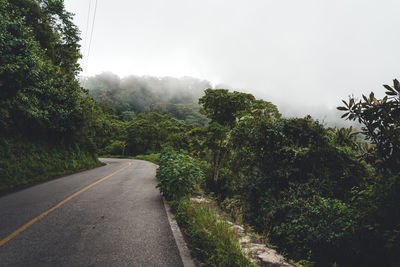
81 72 211 125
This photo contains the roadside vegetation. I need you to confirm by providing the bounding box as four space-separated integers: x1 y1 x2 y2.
156 149 253 266
151 86 399 266
171 198 254 267
0 138 101 191
79 77 400 266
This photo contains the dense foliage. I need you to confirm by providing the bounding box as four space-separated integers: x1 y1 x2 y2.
126 113 193 155
0 0 83 136
95 109 207 158
198 89 281 189
0 0 105 189
229 116 370 265
155 84 399 266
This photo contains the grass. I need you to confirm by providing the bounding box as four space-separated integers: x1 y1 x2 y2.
170 198 254 267
132 153 159 164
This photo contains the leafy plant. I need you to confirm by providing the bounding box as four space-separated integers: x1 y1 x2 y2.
103 140 126 155
271 197 354 266
338 79 400 171
156 148 204 200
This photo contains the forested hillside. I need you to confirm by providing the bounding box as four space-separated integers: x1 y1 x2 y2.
82 73 210 126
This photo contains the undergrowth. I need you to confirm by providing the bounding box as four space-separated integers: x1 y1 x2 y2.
170 198 254 267
132 153 160 164
0 138 103 192
155 148 253 266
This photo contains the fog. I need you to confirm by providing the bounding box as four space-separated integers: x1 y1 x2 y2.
82 72 211 112
64 0 398 128
82 72 361 127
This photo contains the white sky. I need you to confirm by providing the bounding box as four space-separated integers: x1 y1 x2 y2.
64 0 400 122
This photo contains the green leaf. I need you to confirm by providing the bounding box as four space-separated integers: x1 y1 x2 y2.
386 91 397 96
383 84 394 91
393 79 400 91
341 112 350 118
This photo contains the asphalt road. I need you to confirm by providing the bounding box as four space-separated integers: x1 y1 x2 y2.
0 158 183 266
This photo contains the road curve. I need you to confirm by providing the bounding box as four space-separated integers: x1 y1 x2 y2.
0 158 183 266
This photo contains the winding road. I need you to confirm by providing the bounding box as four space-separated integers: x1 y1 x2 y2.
0 158 183 266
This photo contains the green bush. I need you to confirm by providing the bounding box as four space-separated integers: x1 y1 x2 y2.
103 140 125 155
228 116 374 265
347 173 400 267
156 148 204 200
271 197 354 265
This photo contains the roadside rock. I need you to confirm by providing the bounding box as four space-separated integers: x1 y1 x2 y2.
190 196 210 204
229 221 294 267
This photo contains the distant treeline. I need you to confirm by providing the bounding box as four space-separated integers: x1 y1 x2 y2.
82 73 210 125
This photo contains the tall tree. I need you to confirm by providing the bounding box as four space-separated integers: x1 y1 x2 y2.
0 0 84 137
198 89 280 187
199 89 256 127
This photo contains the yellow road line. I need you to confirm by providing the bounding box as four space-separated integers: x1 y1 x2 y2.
0 162 132 247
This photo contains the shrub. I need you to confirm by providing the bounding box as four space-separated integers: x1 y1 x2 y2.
156 148 204 200
271 197 354 266
103 140 125 155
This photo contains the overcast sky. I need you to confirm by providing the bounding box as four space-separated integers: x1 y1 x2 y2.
64 0 400 123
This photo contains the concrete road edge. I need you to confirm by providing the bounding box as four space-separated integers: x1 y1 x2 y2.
162 196 196 267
